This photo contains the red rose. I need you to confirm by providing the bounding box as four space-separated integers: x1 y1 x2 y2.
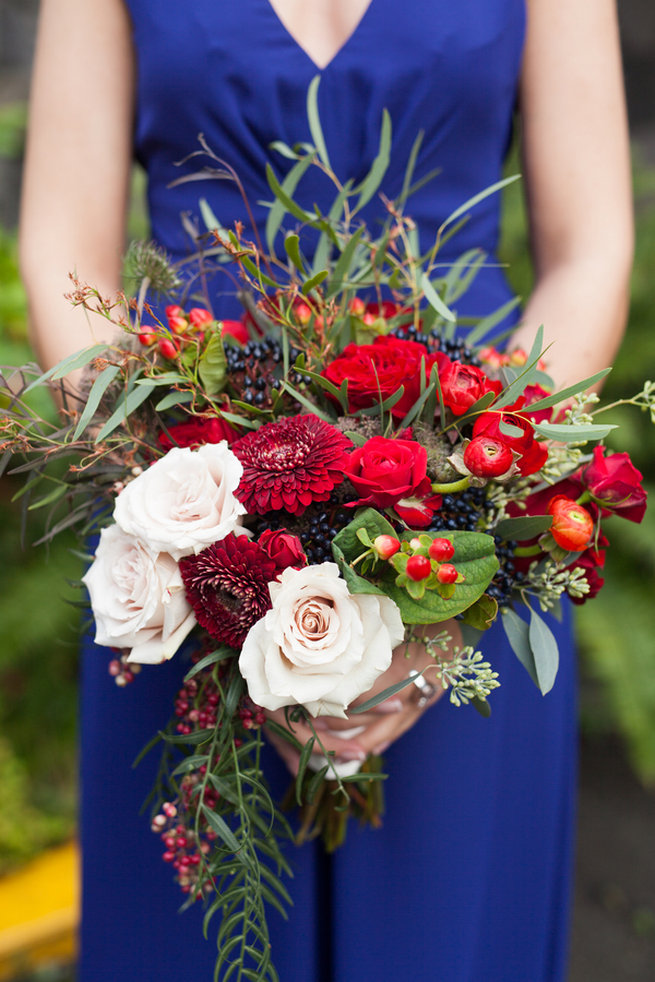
258 529 307 572
345 436 433 507
581 446 647 523
568 545 606 605
158 416 240 452
438 360 502 416
472 398 548 476
345 436 441 526
322 336 439 418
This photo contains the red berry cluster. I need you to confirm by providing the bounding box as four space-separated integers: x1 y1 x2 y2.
369 532 463 599
138 305 214 360
108 652 141 687
151 799 216 896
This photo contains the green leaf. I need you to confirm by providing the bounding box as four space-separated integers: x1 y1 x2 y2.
493 515 552 540
350 674 426 714
184 646 235 681
307 75 331 169
528 606 560 695
301 270 329 296
465 297 522 345
280 382 332 420
94 378 156 441
523 369 612 412
198 197 226 233
269 140 300 161
531 421 617 442
325 226 366 299
72 363 120 440
396 129 424 209
265 162 315 230
311 181 353 276
265 153 314 250
154 390 194 411
284 232 305 273
440 174 520 231
420 271 456 323
304 764 330 805
459 593 498 631
198 333 227 395
502 607 539 688
352 109 392 213
200 807 248 862
24 343 109 392
295 736 316 805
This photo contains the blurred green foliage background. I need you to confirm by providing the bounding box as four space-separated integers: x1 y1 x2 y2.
0 103 654 874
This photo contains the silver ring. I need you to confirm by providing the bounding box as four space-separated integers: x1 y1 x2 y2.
408 670 437 709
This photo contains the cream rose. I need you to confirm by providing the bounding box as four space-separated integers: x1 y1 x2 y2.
113 443 247 561
82 524 196 664
239 562 405 718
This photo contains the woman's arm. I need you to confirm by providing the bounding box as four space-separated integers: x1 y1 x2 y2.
19 0 135 375
512 0 633 388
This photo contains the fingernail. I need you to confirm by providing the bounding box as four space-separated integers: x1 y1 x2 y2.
372 741 390 756
376 698 403 714
338 749 366 762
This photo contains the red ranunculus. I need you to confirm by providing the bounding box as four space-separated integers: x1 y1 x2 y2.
463 435 514 478
547 495 594 551
472 398 548 476
258 529 307 572
157 415 240 452
438 360 502 416
322 336 439 418
581 445 647 523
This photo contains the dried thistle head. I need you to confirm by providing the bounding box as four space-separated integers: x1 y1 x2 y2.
123 241 182 296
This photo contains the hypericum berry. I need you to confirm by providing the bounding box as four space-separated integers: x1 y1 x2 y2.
373 534 401 560
349 296 366 316
406 554 432 581
293 301 312 325
547 496 594 551
158 337 179 359
138 327 157 347
188 307 214 328
463 435 514 478
436 563 459 584
168 315 189 336
428 537 455 562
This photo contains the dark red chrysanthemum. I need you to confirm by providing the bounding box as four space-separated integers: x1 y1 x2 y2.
179 533 276 647
231 414 352 515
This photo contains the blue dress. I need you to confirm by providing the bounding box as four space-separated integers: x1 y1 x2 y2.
80 2 577 979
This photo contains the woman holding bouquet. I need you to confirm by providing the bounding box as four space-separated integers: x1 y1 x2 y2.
20 0 632 979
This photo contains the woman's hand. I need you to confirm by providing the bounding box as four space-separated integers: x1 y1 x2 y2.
265 620 461 775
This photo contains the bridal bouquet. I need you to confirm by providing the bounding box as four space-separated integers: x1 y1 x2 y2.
1 86 651 980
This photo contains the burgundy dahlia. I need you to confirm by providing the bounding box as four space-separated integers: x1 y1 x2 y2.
231 414 352 515
179 533 276 647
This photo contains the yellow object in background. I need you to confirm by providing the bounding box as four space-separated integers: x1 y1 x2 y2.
0 842 78 980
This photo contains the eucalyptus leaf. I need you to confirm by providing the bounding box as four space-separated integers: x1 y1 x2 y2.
440 174 520 231
528 606 560 694
306 75 331 169
502 607 539 688
523 369 611 412
72 364 120 440
421 271 456 322
25 343 109 392
353 109 392 213
95 378 156 442
301 270 329 295
326 226 366 299
265 154 314 250
284 232 305 273
154 390 194 411
532 421 617 442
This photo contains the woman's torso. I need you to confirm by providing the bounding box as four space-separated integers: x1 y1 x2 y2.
125 0 525 319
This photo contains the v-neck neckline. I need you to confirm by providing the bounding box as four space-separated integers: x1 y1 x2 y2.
262 0 376 72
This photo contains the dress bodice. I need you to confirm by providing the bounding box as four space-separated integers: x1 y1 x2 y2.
125 0 525 317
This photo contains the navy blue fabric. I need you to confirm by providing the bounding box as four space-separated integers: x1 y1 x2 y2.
80 2 577 979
